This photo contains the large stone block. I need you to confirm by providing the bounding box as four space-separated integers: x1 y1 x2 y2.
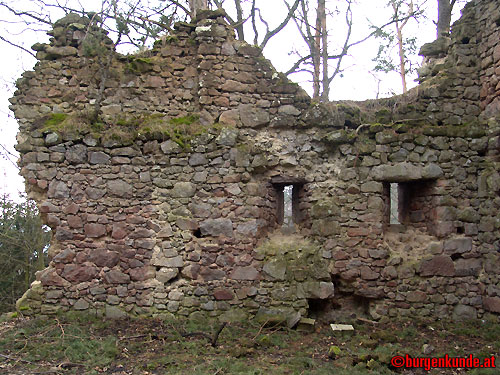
443 238 473 254
239 104 269 128
230 266 259 280
88 250 120 268
62 264 98 283
419 255 455 276
200 218 234 237
371 162 442 182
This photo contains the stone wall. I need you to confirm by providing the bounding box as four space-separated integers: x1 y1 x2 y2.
9 2 500 322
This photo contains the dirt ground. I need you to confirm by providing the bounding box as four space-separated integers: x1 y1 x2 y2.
0 313 498 375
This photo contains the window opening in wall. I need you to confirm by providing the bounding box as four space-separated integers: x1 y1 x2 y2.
384 180 436 232
389 183 400 224
283 185 293 227
271 176 305 232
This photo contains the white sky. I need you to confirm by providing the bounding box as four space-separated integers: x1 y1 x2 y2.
0 0 467 201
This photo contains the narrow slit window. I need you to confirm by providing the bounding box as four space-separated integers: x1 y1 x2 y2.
283 185 293 228
384 179 436 232
271 177 305 230
390 183 400 224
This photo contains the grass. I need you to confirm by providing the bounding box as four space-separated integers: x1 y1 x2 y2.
0 314 498 374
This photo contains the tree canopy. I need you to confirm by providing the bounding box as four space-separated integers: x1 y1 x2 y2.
0 195 50 313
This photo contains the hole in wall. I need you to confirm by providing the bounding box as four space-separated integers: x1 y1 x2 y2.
477 149 486 157
307 298 333 321
461 37 470 44
451 253 461 261
496 17 500 27
193 228 202 238
437 120 444 126
456 226 464 234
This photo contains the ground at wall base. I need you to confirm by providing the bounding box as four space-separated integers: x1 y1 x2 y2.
0 313 498 374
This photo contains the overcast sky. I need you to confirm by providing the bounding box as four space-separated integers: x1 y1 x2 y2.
0 0 467 201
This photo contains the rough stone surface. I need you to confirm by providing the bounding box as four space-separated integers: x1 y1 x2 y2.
10 6 500 322
200 218 234 237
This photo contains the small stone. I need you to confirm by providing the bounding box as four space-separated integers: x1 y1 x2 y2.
104 270 130 284
65 144 87 164
422 344 435 355
86 187 106 200
483 297 500 313
157 268 179 283
74 298 89 310
45 132 61 146
84 223 107 238
160 140 182 154
219 109 240 126
407 291 428 303
213 288 234 300
171 182 196 198
189 153 208 166
452 304 477 321
278 105 300 116
107 180 133 197
89 151 110 164
53 249 76 263
48 180 69 199
263 259 287 280
216 128 238 146
360 181 383 193
105 305 127 319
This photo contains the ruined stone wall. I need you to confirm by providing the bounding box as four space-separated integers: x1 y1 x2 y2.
9 3 500 322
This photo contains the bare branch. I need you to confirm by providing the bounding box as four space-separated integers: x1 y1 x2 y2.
0 33 36 58
0 3 52 25
285 54 311 75
258 0 300 50
326 0 353 88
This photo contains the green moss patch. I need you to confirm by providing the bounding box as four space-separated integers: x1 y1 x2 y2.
37 111 216 148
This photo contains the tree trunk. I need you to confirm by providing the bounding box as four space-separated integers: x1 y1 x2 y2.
395 19 407 93
234 0 245 40
189 0 208 20
392 0 413 94
318 0 329 101
437 0 453 37
312 1 321 100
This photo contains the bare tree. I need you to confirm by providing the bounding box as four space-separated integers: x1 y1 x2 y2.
372 0 422 93
212 0 301 50
189 0 208 19
286 0 424 101
437 0 456 37
393 0 413 93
